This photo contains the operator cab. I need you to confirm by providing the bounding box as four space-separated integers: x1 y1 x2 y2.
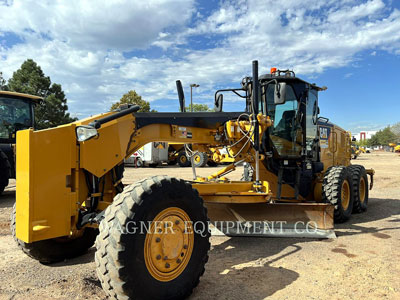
258 69 324 162
0 91 41 144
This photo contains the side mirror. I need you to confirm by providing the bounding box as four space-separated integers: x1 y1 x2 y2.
214 94 223 112
274 82 286 104
176 80 186 112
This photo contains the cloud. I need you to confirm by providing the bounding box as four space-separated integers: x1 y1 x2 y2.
0 0 400 117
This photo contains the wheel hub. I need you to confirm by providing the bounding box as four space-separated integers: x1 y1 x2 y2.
359 177 366 204
341 180 350 210
144 207 194 282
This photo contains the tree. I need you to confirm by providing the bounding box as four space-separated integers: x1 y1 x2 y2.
7 59 76 129
111 90 156 112
0 72 7 91
390 122 400 143
185 103 212 112
369 126 397 146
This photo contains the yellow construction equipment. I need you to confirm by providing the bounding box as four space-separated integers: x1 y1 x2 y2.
13 61 374 300
351 144 365 159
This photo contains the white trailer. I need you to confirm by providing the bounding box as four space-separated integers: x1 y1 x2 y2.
125 142 169 167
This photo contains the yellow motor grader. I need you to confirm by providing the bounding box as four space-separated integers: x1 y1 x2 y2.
13 61 374 300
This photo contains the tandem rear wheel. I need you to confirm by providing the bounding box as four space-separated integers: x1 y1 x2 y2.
322 166 354 223
95 176 210 300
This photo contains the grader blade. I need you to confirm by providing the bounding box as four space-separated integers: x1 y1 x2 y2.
205 202 336 239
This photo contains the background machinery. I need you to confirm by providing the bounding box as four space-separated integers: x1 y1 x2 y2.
13 61 374 300
125 142 169 167
0 91 41 195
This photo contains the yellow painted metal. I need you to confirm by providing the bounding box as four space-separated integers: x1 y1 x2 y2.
205 202 334 230
194 181 271 204
144 207 194 282
0 90 42 102
341 180 350 210
16 126 78 243
206 163 236 181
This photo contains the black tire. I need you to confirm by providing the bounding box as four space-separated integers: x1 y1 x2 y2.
0 151 10 196
95 176 210 300
11 203 98 264
168 159 177 166
206 160 218 167
322 166 354 223
136 158 144 167
177 152 190 167
348 165 368 213
193 152 208 168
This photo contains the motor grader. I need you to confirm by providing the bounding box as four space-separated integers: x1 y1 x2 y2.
13 61 374 300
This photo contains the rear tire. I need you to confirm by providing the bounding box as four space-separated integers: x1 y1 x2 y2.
11 203 98 263
322 166 354 223
348 165 368 213
177 152 190 167
95 176 210 300
136 158 144 167
207 160 218 167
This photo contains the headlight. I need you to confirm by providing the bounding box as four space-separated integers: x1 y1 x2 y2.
76 125 98 142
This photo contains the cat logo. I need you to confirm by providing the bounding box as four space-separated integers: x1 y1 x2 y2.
154 142 166 149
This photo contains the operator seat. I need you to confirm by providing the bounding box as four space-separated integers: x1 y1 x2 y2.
274 110 296 141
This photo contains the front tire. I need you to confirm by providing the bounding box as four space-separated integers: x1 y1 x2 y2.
95 176 210 300
11 203 98 263
322 166 354 223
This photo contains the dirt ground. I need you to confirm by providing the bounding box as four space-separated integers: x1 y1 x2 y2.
0 152 399 300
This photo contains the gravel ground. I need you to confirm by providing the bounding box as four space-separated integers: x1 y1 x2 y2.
0 152 399 300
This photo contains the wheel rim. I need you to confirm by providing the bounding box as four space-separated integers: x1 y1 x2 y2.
341 180 350 210
144 207 194 282
180 155 187 164
359 177 366 204
194 154 201 164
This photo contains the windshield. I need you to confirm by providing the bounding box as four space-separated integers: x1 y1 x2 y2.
263 83 302 157
0 97 33 140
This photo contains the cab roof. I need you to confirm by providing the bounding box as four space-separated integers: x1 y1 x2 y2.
0 91 43 103
259 73 327 91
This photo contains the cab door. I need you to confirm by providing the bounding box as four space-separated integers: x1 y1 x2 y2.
318 123 335 170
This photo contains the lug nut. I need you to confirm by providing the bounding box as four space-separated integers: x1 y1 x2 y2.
164 256 168 260
165 263 170 268
155 237 161 243
175 220 180 225
183 245 188 249
176 259 181 264
156 255 161 260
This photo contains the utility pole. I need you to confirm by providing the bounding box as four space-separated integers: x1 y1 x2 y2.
190 84 200 112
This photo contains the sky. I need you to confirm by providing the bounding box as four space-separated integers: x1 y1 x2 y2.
1 0 400 133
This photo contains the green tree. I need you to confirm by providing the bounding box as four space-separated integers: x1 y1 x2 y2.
111 90 156 112
7 59 76 129
185 103 212 112
0 72 7 91
369 126 397 146
390 122 400 143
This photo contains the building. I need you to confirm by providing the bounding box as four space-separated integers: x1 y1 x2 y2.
352 131 377 142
